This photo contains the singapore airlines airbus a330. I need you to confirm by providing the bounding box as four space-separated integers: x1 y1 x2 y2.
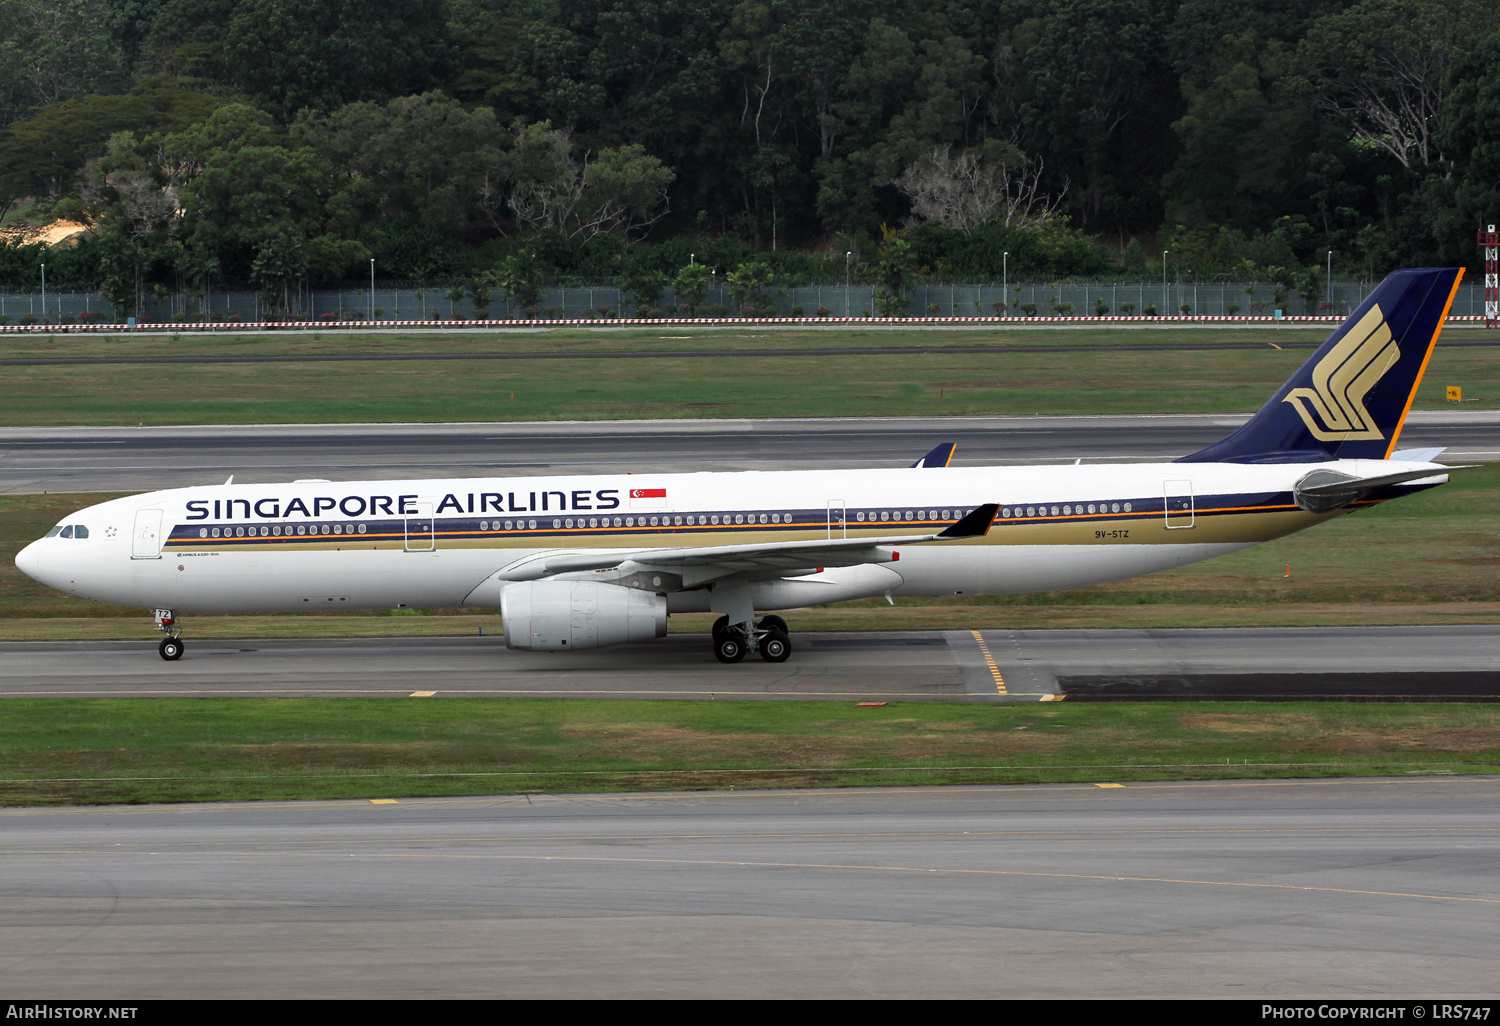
15 267 1467 663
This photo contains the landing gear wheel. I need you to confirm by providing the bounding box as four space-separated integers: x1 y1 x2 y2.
159 637 184 661
714 634 747 663
759 630 791 663
711 615 730 642
756 615 788 635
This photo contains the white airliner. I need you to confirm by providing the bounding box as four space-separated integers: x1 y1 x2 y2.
15 268 1467 663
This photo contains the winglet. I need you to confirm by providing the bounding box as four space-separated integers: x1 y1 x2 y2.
911 443 957 468
936 502 999 538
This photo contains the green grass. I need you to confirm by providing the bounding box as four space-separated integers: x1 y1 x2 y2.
0 326 1494 424
4 466 1497 638
0 698 1495 806
0 324 1363 358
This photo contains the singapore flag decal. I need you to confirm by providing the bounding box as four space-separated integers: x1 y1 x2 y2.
630 487 668 508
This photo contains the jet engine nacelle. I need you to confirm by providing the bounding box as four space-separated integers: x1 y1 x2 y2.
500 580 667 651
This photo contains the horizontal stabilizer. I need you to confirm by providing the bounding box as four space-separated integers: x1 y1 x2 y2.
1293 465 1474 513
1390 447 1447 463
911 443 957 468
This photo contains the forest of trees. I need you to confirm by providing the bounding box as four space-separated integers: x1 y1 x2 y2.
2 0 1499 316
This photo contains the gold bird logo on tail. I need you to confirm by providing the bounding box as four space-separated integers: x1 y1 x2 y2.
1282 305 1400 441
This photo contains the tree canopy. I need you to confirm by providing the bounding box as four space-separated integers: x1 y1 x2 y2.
1 0 1499 297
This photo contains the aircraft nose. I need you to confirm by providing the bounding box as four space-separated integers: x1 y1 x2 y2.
15 540 42 581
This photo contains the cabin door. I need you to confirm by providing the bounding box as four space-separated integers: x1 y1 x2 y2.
131 508 164 559
404 501 435 551
827 500 846 539
1163 480 1195 529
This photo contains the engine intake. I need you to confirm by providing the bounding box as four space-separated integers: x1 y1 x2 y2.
500 580 667 651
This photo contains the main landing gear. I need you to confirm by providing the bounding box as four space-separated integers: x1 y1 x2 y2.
154 608 184 661
711 614 791 664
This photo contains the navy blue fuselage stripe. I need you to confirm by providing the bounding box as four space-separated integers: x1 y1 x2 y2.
158 488 1415 546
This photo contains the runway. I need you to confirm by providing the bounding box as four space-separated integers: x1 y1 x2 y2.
3 410 1497 493
1 776 1495 997
4 626 1497 701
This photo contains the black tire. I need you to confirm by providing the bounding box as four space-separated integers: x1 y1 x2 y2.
711 615 730 642
714 635 746 663
159 637 184 661
756 615 788 635
759 630 791 663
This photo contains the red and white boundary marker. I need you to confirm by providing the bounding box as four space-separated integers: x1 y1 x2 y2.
1 313 1494 333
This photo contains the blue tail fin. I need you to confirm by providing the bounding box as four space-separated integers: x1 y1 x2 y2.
1178 267 1463 464
911 442 956 468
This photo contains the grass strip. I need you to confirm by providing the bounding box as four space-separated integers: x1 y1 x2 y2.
0 697 1495 806
0 327 1495 424
0 325 1360 361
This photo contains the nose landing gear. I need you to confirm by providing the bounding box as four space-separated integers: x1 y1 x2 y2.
154 609 184 661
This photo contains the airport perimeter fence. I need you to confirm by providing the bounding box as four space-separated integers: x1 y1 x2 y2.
0 279 1493 326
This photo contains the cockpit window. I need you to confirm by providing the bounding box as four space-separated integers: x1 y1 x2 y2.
45 526 62 538
73 525 88 539
59 526 73 539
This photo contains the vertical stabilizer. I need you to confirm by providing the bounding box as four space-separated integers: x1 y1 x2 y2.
1178 267 1463 463
911 443 957 468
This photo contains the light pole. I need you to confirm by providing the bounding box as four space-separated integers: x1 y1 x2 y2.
369 259 375 321
845 251 852 316
1162 251 1168 317
1326 250 1333 313
1002 251 1008 316
39 262 45 325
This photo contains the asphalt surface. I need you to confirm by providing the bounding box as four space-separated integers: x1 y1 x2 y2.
4 626 1497 702
4 410 1498 493
1 776 1495 997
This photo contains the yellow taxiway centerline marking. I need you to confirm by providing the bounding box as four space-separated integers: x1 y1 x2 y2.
969 630 1006 694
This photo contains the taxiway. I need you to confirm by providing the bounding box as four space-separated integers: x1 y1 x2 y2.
1 776 1495 997
2 625 1496 702
2 410 1497 493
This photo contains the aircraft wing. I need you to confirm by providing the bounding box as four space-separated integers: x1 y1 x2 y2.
501 503 999 588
